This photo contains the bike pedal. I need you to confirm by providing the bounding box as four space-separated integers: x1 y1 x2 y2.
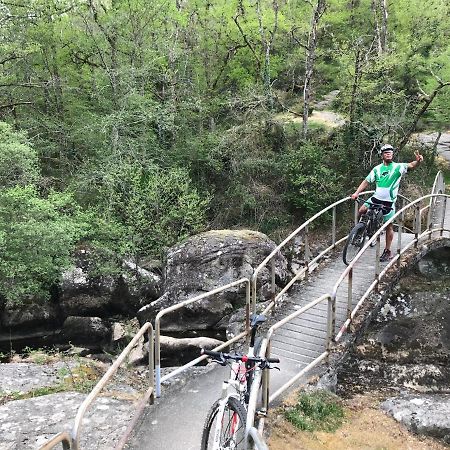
256 409 267 418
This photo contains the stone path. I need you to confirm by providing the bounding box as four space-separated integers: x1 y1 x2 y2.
412 132 450 161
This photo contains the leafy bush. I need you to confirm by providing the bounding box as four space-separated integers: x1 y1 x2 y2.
284 390 344 432
98 162 210 260
281 143 344 216
0 122 39 188
0 187 86 303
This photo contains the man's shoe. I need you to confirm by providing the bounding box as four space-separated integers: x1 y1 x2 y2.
380 249 393 262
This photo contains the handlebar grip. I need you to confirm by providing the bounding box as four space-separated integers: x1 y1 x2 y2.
201 349 223 359
267 357 280 363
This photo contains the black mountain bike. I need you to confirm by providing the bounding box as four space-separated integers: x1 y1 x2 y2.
200 315 279 450
343 198 389 265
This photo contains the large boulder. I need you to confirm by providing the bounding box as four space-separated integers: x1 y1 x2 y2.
60 316 110 348
60 251 162 318
110 259 162 315
382 394 450 443
59 252 116 318
138 230 288 332
0 297 60 331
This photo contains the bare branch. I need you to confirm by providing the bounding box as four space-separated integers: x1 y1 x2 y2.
0 54 23 65
0 101 32 109
430 67 450 88
415 79 429 99
290 27 308 50
0 82 46 88
211 44 247 90
274 96 302 117
233 12 260 66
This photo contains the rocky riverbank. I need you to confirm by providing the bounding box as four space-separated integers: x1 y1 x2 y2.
336 247 450 444
268 247 450 448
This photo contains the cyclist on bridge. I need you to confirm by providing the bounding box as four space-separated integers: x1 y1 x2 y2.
351 144 424 262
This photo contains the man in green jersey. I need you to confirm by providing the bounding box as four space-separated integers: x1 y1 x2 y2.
351 144 424 262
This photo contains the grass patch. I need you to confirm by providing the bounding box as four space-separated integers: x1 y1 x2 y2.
283 390 344 432
0 360 102 404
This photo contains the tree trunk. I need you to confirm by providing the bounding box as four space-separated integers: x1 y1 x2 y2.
372 0 388 55
380 0 388 53
256 0 279 98
302 0 326 139
398 80 450 150
349 47 361 125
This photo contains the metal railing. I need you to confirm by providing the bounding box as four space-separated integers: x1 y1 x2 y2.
41 322 154 450
245 172 447 448
333 192 449 342
40 431 71 450
246 427 268 450
154 277 251 397
250 192 411 314
42 171 446 450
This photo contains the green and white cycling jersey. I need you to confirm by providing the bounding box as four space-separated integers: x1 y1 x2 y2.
365 162 408 203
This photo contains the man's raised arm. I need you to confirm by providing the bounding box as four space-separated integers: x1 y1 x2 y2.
407 150 424 170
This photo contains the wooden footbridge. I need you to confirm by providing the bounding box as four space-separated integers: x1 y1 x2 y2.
42 171 449 450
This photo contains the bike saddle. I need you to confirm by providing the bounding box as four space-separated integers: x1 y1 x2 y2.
250 314 266 327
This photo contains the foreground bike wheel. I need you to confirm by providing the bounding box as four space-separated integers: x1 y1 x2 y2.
201 396 247 450
343 222 366 265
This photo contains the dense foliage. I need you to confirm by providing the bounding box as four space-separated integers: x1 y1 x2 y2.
0 0 448 303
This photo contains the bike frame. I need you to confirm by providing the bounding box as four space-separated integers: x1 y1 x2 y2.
213 378 245 450
210 339 259 450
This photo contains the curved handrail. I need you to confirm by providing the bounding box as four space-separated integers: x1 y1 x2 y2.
333 192 449 341
247 426 268 450
40 431 71 450
331 193 449 301
251 191 411 310
154 277 251 397
248 176 447 443
71 322 154 450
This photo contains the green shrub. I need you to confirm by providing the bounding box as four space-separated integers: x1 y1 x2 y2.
0 187 86 303
0 121 39 188
98 162 211 260
281 143 344 216
284 390 344 432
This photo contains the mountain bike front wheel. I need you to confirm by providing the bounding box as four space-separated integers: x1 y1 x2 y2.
201 396 247 450
343 222 366 265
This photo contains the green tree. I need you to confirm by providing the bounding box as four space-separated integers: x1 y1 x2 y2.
98 162 210 261
0 187 85 303
0 122 39 187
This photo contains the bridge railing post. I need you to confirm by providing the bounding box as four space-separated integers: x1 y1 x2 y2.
414 205 421 247
332 206 336 247
271 258 276 307
347 268 353 319
326 295 334 356
441 196 447 237
375 234 381 284
304 226 311 280
397 210 403 268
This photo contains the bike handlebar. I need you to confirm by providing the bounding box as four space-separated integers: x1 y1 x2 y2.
201 349 280 365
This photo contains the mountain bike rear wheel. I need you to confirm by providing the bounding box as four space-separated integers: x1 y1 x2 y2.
201 397 247 450
343 222 366 265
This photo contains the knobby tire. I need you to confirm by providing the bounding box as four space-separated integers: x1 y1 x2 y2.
343 222 366 265
200 397 247 450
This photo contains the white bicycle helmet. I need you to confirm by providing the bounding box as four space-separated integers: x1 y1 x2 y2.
378 144 395 156
380 143 394 154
